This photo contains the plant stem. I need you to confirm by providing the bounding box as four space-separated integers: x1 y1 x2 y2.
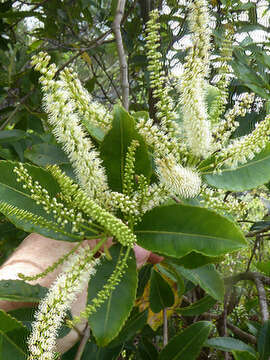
163 308 168 347
74 324 90 360
112 0 129 110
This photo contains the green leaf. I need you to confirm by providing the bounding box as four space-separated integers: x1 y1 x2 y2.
168 252 223 269
203 144 270 191
137 264 152 298
232 351 257 360
108 309 148 347
0 310 27 359
88 245 138 346
255 261 270 276
0 280 47 302
0 130 27 144
149 269 174 313
135 204 246 258
62 341 122 360
0 161 85 241
82 120 105 142
138 337 159 360
257 320 270 360
178 295 217 316
100 105 152 192
171 264 224 301
82 342 121 360
205 337 256 356
24 143 69 167
159 321 213 360
246 321 261 337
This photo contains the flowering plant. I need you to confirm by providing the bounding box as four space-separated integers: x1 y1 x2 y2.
0 0 269 359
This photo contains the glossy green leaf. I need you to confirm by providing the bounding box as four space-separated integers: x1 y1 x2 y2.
62 341 122 360
0 130 26 144
168 252 223 269
171 264 224 301
178 295 217 316
205 337 256 356
203 144 270 191
149 269 174 313
246 321 261 337
0 310 27 359
82 119 106 142
24 143 69 167
159 321 213 360
109 309 148 347
138 337 159 360
0 161 85 241
100 105 151 192
232 351 257 360
137 264 152 298
135 204 246 258
0 280 47 302
88 245 138 346
257 320 270 360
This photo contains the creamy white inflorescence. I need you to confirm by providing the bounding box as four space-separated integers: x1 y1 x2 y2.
28 245 100 360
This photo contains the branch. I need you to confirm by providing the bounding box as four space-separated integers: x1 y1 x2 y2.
227 322 257 345
253 276 269 322
225 272 270 287
246 224 270 237
93 54 121 99
90 63 114 104
112 0 129 110
246 236 259 272
55 30 112 76
225 271 270 323
163 308 168 347
74 324 90 360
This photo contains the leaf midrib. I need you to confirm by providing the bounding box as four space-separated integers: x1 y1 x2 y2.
0 181 34 201
135 230 244 245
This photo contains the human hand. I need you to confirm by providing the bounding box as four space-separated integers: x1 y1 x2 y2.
0 233 163 353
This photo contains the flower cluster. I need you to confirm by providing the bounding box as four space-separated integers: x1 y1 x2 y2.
28 245 100 360
156 156 201 198
60 67 112 131
32 53 109 204
217 114 270 168
200 186 266 232
213 92 255 150
72 247 130 325
145 9 177 135
179 0 212 158
123 140 139 197
209 30 233 124
14 164 86 234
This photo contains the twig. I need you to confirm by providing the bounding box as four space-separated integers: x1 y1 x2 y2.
227 322 257 345
90 63 114 104
225 271 270 323
225 272 270 287
0 91 34 130
55 30 112 76
163 308 168 347
246 236 259 272
246 225 270 237
74 324 90 360
112 0 129 110
93 54 121 99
